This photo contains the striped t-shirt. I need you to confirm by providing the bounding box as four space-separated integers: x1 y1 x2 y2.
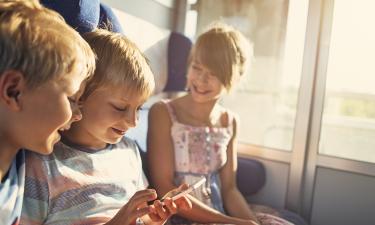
0 150 25 225
21 137 148 225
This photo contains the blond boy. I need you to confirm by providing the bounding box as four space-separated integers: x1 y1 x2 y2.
21 29 191 225
0 0 95 224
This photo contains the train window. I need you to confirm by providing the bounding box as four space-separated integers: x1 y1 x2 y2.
189 0 309 151
319 0 375 163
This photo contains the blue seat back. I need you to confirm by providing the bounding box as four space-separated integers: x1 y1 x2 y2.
41 0 123 34
164 32 192 92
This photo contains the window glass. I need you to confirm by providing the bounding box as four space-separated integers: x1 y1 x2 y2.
319 0 375 163
192 0 308 151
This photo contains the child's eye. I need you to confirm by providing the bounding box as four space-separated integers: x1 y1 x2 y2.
113 105 129 112
137 106 144 111
68 97 76 105
207 73 216 80
77 100 84 108
192 65 201 71
68 97 82 108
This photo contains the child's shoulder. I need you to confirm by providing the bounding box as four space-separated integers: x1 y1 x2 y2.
116 137 143 161
118 136 139 150
151 96 182 109
223 107 239 119
149 99 174 116
218 105 239 127
0 151 25 225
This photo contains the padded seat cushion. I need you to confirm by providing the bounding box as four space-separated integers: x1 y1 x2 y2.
41 0 123 33
237 156 266 196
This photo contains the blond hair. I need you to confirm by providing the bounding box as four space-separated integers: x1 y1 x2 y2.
81 29 155 100
190 23 253 91
0 0 95 88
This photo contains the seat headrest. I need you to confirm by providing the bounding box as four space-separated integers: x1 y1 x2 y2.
41 0 123 34
237 157 266 195
165 32 192 92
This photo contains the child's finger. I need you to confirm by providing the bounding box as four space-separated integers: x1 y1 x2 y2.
148 212 162 222
153 200 169 220
129 189 157 207
178 183 189 191
125 206 152 224
147 204 162 222
113 201 152 224
132 189 158 199
163 198 178 215
135 206 152 218
161 183 189 199
174 196 193 211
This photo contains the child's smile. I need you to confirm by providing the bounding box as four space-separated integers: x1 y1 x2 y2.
111 127 127 136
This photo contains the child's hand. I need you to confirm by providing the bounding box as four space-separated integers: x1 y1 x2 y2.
232 219 259 225
106 189 157 225
147 184 192 223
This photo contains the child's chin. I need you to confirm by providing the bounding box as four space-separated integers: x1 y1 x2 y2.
36 135 61 155
35 143 55 155
107 136 123 144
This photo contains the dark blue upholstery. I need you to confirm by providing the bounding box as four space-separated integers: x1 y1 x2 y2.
41 0 123 34
164 32 192 92
98 3 123 33
237 157 266 196
278 209 309 225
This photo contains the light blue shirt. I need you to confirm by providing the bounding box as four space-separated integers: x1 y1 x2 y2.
0 150 25 225
21 137 147 225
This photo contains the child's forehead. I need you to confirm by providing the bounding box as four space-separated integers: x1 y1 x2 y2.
97 84 150 102
192 59 214 72
192 51 211 66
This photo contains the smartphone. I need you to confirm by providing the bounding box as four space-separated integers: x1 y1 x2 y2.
162 177 206 201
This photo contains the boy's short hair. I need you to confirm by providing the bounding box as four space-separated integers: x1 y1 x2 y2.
0 0 95 88
190 23 253 91
81 29 155 100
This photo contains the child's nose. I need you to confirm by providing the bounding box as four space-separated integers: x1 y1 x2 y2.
71 106 83 122
124 111 138 128
197 72 209 83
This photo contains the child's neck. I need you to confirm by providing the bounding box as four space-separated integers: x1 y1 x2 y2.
62 124 107 150
0 136 19 182
183 94 222 126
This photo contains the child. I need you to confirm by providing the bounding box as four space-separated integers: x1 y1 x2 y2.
0 1 95 224
21 29 191 225
147 24 293 225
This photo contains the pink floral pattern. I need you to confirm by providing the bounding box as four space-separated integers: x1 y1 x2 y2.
163 100 294 225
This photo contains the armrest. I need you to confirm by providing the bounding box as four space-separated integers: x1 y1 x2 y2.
236 157 266 196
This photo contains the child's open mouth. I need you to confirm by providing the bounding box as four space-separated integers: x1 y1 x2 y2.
112 127 126 135
193 85 210 95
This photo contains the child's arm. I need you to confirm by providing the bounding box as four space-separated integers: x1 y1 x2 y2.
219 115 260 224
147 102 176 196
147 102 258 225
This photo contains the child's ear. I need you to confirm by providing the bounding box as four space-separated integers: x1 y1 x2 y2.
0 70 26 111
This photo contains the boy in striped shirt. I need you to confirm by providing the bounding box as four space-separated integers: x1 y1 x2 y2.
0 1 95 224
21 29 191 225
